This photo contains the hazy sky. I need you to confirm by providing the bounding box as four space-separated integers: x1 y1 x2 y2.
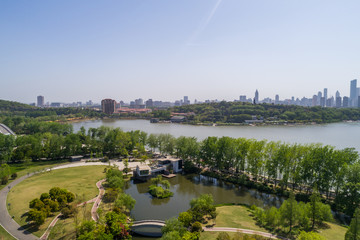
1 0 360 104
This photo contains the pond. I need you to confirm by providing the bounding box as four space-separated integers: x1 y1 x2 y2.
126 174 284 239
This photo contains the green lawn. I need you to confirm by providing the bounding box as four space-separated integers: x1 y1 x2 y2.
213 205 269 232
0 225 15 240
206 205 347 240
0 160 70 191
7 165 105 237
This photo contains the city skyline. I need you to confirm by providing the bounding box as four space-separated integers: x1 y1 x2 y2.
2 1 360 103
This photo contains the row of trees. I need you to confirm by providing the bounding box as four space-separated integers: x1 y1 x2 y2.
0 126 148 164
146 133 360 217
253 192 332 235
167 101 360 123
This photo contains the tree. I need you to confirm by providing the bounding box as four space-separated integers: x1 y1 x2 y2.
28 209 46 226
308 190 322 229
178 211 193 227
189 194 216 222
114 193 136 213
279 192 298 232
161 217 186 236
346 208 360 240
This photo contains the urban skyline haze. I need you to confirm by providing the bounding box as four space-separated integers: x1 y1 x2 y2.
1 0 360 103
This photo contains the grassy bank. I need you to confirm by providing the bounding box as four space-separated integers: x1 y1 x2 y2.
6 165 105 237
203 205 347 240
0 225 15 240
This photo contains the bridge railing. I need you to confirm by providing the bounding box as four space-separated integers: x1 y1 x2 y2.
132 220 166 225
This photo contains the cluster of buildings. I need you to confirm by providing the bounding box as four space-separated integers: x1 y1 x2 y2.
240 79 360 108
35 95 96 108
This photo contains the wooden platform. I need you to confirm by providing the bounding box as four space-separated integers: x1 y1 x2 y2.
162 174 176 178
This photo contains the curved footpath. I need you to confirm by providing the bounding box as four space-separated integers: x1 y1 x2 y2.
203 227 288 240
40 179 106 240
0 161 120 240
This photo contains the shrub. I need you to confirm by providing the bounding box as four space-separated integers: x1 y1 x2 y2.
11 173 17 179
191 221 202 232
1 176 8 185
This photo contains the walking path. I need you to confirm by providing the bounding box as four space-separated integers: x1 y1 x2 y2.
0 161 117 240
39 179 106 240
203 227 288 240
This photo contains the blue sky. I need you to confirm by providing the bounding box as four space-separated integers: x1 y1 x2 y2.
1 0 360 104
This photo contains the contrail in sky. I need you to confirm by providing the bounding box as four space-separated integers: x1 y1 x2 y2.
187 0 223 46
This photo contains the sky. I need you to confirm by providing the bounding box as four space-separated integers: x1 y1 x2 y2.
1 0 360 104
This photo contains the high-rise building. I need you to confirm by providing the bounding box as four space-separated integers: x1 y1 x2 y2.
336 90 340 99
183 96 190 105
101 99 116 114
37 95 44 107
320 97 325 107
312 95 317 106
254 90 259 104
358 96 360 108
336 96 342 108
317 91 322 105
350 79 357 107
343 96 349 108
239 95 247 102
323 88 328 106
145 99 153 108
275 95 279 104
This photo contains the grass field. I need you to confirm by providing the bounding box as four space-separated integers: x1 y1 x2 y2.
0 160 70 191
0 225 15 240
7 165 105 237
47 204 93 240
203 205 348 240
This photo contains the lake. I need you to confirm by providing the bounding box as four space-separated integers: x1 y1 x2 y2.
72 119 360 151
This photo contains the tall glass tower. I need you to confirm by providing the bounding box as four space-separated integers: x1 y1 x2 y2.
350 79 357 107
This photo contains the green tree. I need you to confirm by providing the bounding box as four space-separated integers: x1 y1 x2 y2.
346 208 360 240
279 192 298 232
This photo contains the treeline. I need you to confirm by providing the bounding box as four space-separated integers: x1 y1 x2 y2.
1 123 360 217
165 101 360 123
0 126 147 164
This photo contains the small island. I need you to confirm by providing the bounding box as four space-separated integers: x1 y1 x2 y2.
148 175 173 199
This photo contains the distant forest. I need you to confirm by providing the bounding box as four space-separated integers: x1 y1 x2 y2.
164 101 360 124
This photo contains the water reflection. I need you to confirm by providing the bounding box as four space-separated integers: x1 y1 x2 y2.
125 174 284 221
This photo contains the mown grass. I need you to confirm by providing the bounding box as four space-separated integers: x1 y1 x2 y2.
7 165 105 237
0 225 15 240
205 205 347 240
0 160 70 191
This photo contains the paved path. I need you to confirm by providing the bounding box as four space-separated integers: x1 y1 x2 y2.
91 179 106 221
203 227 288 240
0 160 132 240
40 179 106 240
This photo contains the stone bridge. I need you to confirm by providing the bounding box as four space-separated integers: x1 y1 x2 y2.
131 220 165 237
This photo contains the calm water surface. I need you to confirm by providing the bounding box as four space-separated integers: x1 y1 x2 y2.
72 119 360 151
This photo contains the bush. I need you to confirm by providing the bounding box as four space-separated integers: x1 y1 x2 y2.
216 232 230 240
1 176 8 185
191 221 202 232
11 173 17 179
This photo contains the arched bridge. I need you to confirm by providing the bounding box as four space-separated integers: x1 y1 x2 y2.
131 220 165 237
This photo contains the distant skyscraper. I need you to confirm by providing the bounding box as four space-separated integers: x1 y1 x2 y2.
37 95 44 107
350 79 357 107
312 95 317 106
320 97 325 107
275 95 279 104
343 96 349 108
336 90 340 99
183 96 190 105
317 91 322 105
239 95 247 102
254 90 259 104
336 96 342 108
101 99 116 114
323 88 328 106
